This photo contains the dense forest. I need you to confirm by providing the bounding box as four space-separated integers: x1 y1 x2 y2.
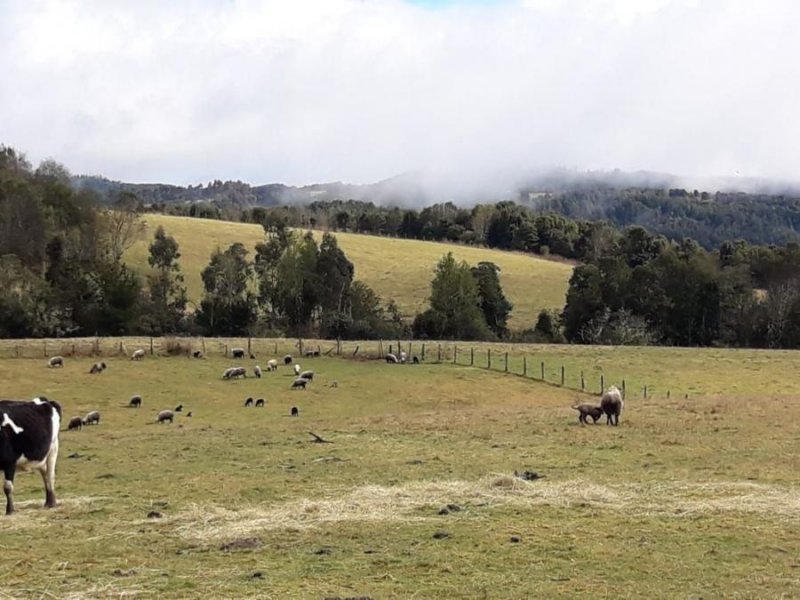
78 172 800 249
5 144 800 347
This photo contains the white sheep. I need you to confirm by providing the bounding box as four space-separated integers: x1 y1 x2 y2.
131 349 145 361
600 385 624 426
266 359 278 371
294 364 301 376
254 365 262 378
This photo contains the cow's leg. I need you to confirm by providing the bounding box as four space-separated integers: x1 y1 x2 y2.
4 465 16 515
41 439 59 508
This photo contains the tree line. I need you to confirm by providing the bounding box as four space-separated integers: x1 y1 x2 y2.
5 144 800 347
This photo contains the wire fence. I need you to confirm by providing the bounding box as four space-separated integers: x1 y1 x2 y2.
0 336 677 400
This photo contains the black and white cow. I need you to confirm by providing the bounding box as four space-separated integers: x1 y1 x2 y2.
0 397 61 515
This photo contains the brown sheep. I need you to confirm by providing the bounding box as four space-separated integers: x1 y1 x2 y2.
572 403 603 425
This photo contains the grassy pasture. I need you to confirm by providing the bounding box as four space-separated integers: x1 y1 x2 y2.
1 346 800 597
123 213 573 329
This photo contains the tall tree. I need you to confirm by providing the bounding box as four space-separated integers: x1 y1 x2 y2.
413 253 490 340
197 243 256 335
144 226 187 334
471 262 513 338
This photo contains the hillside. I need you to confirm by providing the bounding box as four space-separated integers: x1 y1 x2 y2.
124 214 573 329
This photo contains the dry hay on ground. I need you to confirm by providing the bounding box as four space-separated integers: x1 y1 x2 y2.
171 477 800 542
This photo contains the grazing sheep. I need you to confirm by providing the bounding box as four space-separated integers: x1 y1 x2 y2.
128 394 142 408
600 385 624 426
283 355 293 365
89 362 106 374
299 370 314 381
266 359 278 372
156 410 174 424
174 404 183 412
385 353 398 364
231 347 245 359
192 350 203 359
244 397 253 407
67 416 83 431
249 352 256 359
255 398 265 407
83 410 100 426
412 356 420 364
572 403 604 425
294 364 301 376
186 411 192 417
399 350 407 364
291 378 308 390
48 356 64 368
253 365 262 378
131 349 145 361
330 381 339 388
290 406 299 417
222 366 247 380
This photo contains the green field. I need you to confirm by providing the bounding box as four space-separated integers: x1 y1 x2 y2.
1 344 800 598
123 214 573 329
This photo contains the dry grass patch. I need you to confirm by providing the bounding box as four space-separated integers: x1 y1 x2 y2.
174 477 800 543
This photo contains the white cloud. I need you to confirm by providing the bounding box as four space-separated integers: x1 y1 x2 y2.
0 0 797 188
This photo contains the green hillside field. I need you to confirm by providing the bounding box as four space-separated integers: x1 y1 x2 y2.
124 214 573 329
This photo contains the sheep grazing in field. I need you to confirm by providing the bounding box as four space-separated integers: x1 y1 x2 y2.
291 378 308 390
385 353 398 364
192 350 203 359
131 349 145 361
83 410 100 426
572 403 603 425
290 406 299 417
600 385 624 426
266 359 278 372
244 397 254 407
399 350 407 364
294 364 301 376
128 394 142 408
186 411 192 417
255 398 265 407
283 355 293 365
231 347 246 359
67 416 83 431
222 366 247 380
299 370 314 381
174 404 183 412
48 356 64 368
412 356 420 364
253 365 262 379
89 362 106 374
156 410 174 424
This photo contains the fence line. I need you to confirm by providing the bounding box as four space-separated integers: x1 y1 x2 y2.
0 336 673 399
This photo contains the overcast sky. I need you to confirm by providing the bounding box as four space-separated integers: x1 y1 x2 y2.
0 0 797 186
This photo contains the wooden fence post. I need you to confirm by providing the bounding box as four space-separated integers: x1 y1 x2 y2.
353 345 359 356
471 347 474 366
504 352 509 373
202 338 206 354
523 356 527 377
581 371 585 391
600 375 605 394
622 379 626 399
421 343 426 361
438 344 442 362
540 361 544 380
247 336 252 356
667 390 671 399
337 338 341 356
487 349 491 369
43 340 47 358
643 385 647 399
454 346 458 364
561 365 565 386
150 337 154 355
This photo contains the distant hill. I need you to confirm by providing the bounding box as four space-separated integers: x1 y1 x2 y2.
76 168 800 249
124 214 573 330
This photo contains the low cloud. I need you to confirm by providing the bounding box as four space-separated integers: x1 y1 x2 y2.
1 0 797 190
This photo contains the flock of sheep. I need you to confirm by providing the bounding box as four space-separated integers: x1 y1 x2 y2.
48 346 321 431
49 345 626 434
